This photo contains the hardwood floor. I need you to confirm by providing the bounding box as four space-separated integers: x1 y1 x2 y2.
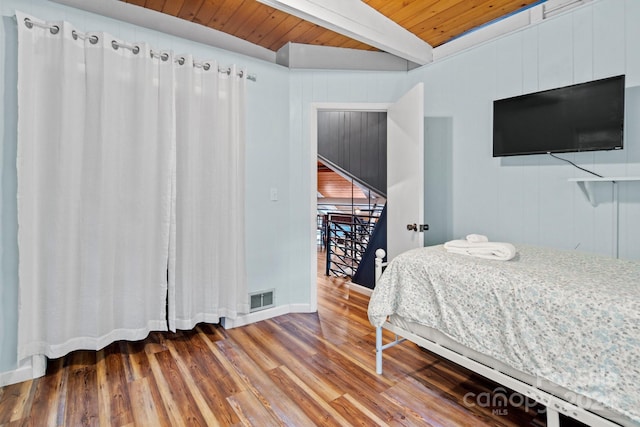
1 250 553 427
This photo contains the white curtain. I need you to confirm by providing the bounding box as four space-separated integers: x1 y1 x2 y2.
169 57 248 331
16 13 175 360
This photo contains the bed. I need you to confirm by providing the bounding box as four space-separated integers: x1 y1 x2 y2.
368 244 640 427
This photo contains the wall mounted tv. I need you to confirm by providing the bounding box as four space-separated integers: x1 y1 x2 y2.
493 75 625 157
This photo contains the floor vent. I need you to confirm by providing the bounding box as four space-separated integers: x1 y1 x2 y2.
250 290 275 312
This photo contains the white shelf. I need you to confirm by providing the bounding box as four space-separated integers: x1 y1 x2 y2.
568 177 640 206
568 177 640 259
568 176 640 183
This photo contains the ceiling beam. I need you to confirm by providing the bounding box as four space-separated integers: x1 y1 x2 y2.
256 0 433 65
277 43 419 71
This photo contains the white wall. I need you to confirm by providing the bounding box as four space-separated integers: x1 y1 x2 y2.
410 0 640 259
290 1 640 265
0 0 294 374
287 69 411 306
2 0 638 379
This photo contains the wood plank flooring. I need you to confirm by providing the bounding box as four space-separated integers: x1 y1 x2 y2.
1 251 560 426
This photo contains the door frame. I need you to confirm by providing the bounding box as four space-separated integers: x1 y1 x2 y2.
309 102 390 311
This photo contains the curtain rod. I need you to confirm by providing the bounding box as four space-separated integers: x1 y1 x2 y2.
20 16 258 82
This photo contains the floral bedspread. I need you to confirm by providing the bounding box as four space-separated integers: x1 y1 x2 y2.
368 244 640 425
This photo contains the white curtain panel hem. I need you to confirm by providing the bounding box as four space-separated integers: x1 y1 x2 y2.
172 305 251 331
18 321 166 361
172 315 220 332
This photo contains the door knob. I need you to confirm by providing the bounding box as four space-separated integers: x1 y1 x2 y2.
406 224 429 232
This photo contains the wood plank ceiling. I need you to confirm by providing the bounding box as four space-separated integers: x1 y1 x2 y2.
119 0 540 200
121 0 541 53
317 162 367 200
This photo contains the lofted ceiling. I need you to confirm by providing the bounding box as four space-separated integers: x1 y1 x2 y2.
317 162 366 200
120 0 543 59
317 161 384 213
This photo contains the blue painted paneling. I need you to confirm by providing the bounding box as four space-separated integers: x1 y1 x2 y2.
494 34 524 99
538 13 574 90
423 117 453 246
593 0 626 79
626 1 640 87
521 27 540 94
0 13 18 373
572 7 594 82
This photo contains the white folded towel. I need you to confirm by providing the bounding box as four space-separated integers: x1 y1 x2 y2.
444 240 517 261
466 234 489 243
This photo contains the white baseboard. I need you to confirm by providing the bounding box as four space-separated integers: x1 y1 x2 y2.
0 355 46 387
347 281 373 297
289 303 315 313
221 303 315 329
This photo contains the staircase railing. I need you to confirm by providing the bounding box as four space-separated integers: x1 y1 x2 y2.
324 208 383 278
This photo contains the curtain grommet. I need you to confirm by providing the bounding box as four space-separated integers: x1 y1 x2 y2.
50 25 60 35
111 40 119 50
24 18 33 29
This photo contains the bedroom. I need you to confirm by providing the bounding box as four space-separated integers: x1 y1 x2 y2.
1 0 639 425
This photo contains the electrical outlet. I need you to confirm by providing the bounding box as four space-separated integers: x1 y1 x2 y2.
270 187 278 201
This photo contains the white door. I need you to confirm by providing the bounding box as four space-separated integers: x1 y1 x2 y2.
386 83 425 261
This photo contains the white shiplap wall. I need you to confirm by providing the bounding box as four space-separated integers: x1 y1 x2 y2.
410 0 639 259
286 70 410 305
1 0 638 380
290 1 639 264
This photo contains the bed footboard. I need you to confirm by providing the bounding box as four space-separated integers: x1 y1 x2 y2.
371 248 621 427
372 320 623 426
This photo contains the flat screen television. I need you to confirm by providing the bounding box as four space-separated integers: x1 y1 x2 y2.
493 75 625 157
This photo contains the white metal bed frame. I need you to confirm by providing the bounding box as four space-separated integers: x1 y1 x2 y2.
373 249 622 427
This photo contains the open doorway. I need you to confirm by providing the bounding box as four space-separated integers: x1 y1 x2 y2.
309 84 425 306
316 160 385 285
311 104 390 298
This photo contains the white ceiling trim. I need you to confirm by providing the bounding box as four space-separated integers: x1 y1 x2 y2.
256 0 433 65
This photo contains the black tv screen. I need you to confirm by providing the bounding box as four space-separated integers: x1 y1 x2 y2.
493 75 625 157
